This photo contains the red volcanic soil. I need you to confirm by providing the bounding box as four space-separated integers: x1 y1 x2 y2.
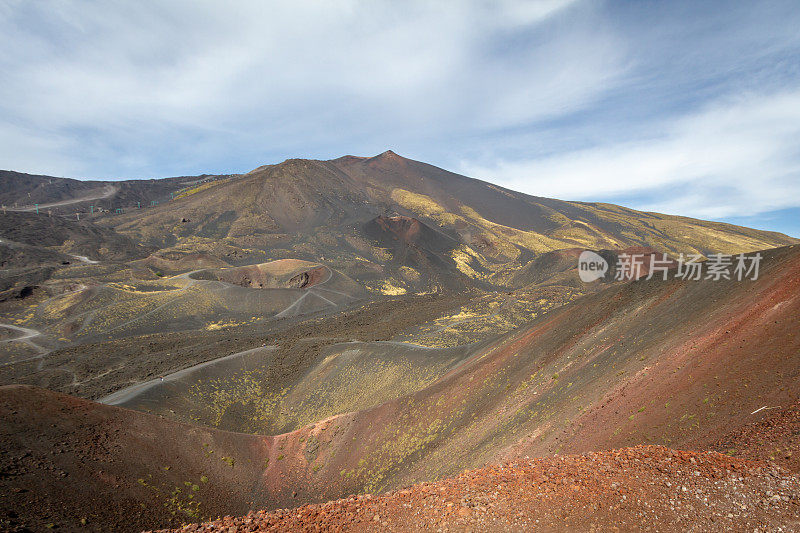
365 214 456 255
363 214 459 283
302 265 328 288
362 214 465 289
550 245 800 459
162 446 800 532
373 215 424 246
0 385 274 533
193 260 329 289
708 400 800 474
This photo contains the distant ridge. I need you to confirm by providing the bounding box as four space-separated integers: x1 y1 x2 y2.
1 152 796 295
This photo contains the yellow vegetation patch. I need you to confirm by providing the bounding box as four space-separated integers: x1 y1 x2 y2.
188 372 288 429
458 205 566 253
38 290 87 321
378 280 407 295
390 189 446 215
364 278 408 295
398 266 421 283
396 287 583 347
174 180 226 200
205 320 244 331
450 246 483 279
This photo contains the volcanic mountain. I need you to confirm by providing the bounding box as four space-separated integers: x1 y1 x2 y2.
107 150 794 255
52 149 787 295
2 151 796 296
0 152 798 532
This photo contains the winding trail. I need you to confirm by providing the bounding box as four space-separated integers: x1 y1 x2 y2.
30 264 354 343
11 184 119 212
0 324 47 353
1 237 100 265
0 323 51 368
99 345 276 405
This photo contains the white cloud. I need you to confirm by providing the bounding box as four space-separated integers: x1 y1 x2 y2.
2 0 798 230
0 0 626 177
462 91 800 218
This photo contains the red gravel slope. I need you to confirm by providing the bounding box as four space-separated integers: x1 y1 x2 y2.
708 400 800 474
160 446 800 532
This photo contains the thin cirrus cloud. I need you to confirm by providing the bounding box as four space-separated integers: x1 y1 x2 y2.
462 91 800 220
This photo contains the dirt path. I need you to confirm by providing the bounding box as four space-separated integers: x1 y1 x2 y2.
98 270 201 335
275 266 356 318
0 323 50 367
98 345 276 405
11 184 119 211
79 266 351 337
0 324 48 353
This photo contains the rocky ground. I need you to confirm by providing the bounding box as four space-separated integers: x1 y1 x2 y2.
708 401 800 474
160 446 800 532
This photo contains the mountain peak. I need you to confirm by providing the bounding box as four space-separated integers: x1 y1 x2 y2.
361 150 409 168
374 149 403 160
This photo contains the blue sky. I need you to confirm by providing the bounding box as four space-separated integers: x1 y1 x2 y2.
1 0 799 236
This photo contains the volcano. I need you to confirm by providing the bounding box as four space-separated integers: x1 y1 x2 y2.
0 152 798 532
